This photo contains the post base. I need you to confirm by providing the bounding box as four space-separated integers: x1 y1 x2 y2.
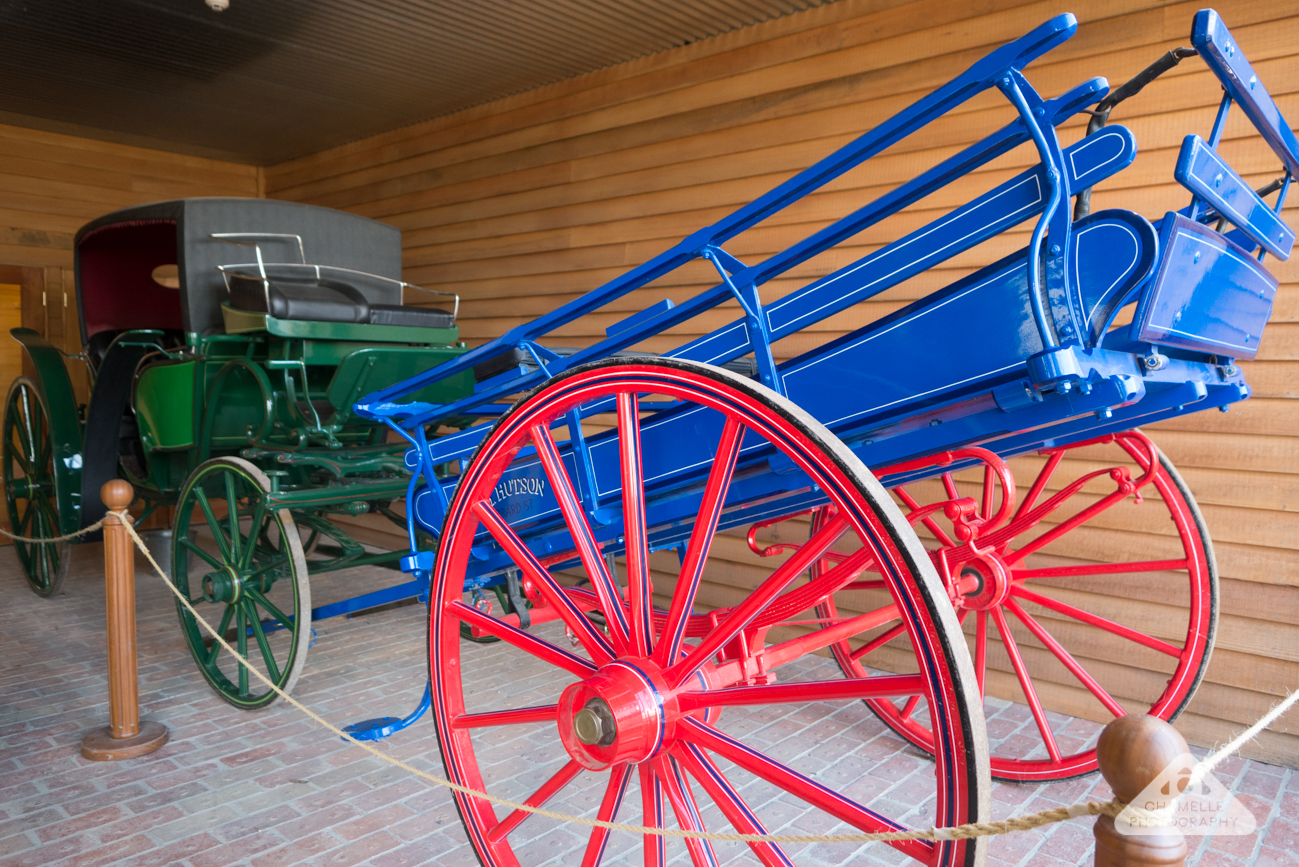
80 720 169 761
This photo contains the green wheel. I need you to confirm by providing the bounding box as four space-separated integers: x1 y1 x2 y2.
172 457 310 709
3 376 70 597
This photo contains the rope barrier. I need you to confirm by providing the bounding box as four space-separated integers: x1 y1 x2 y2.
33 511 1298 845
0 517 108 544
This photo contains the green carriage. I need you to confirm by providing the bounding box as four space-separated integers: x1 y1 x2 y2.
5 197 472 707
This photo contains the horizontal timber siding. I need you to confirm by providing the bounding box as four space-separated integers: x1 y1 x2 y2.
266 0 1299 765
0 123 258 534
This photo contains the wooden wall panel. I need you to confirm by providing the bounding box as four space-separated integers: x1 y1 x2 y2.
0 120 258 361
0 123 257 537
266 0 1299 765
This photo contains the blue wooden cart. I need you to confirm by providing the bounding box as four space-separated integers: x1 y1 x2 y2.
343 10 1290 866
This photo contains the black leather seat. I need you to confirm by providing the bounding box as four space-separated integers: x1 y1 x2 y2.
367 304 455 329
228 273 452 329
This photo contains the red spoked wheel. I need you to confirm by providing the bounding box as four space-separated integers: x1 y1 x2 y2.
812 431 1216 782
430 358 988 867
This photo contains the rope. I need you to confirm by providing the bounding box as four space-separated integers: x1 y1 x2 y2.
109 514 1290 846
0 517 107 544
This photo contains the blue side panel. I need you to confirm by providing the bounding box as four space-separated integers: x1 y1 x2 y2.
1073 209 1158 345
781 212 1155 431
1175 135 1295 259
1193 9 1299 176
781 253 1039 432
1131 212 1278 360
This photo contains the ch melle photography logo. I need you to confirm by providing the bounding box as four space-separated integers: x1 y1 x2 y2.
1117 753 1256 836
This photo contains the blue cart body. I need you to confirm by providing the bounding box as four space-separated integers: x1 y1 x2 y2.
356 10 1293 598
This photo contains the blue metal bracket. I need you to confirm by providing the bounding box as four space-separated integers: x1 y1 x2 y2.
344 681 432 741
702 245 782 394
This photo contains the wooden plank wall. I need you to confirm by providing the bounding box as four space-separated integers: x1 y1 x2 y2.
0 120 259 356
265 0 1299 765
0 122 259 534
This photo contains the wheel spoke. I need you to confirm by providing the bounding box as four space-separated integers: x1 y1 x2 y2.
224 473 242 565
1005 598 1125 718
449 600 596 677
10 448 32 476
531 422 631 651
982 464 995 521
486 758 582 844
16 502 33 534
473 500 615 665
1001 481 1134 567
1010 585 1183 658
451 705 558 729
236 604 250 697
673 742 795 867
680 717 933 861
974 610 987 698
665 513 849 689
849 622 906 663
640 763 664 867
179 536 225 571
1015 559 1189 580
757 600 900 672
194 488 234 563
654 755 718 867
990 607 1061 762
205 604 237 666
676 674 924 713
579 763 632 867
1014 450 1063 521
656 417 743 666
244 555 290 583
238 499 270 572
243 598 282 684
893 484 956 547
618 393 654 658
18 389 36 464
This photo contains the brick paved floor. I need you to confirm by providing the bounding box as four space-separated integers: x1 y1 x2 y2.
1 538 1292 867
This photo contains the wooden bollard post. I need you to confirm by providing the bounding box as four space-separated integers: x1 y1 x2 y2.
80 480 169 761
1094 715 1188 867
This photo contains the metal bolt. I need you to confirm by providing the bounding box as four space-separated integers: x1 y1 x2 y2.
574 698 616 746
1050 244 1062 256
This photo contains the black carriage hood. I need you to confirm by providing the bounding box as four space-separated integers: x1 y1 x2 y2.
73 197 403 344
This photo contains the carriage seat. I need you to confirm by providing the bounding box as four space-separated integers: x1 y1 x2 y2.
228 273 454 329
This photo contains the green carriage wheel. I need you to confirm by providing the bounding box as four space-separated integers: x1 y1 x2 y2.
3 376 71 597
171 457 311 709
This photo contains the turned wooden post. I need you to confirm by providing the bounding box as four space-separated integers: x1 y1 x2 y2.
1094 715 1188 867
80 480 169 761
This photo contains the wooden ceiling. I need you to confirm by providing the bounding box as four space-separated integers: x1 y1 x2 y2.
0 0 833 165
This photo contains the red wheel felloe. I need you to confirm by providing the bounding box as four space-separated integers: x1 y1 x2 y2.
821 430 1217 782
430 358 989 867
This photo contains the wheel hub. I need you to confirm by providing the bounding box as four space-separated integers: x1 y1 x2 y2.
201 565 243 604
557 659 675 770
954 551 1011 611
